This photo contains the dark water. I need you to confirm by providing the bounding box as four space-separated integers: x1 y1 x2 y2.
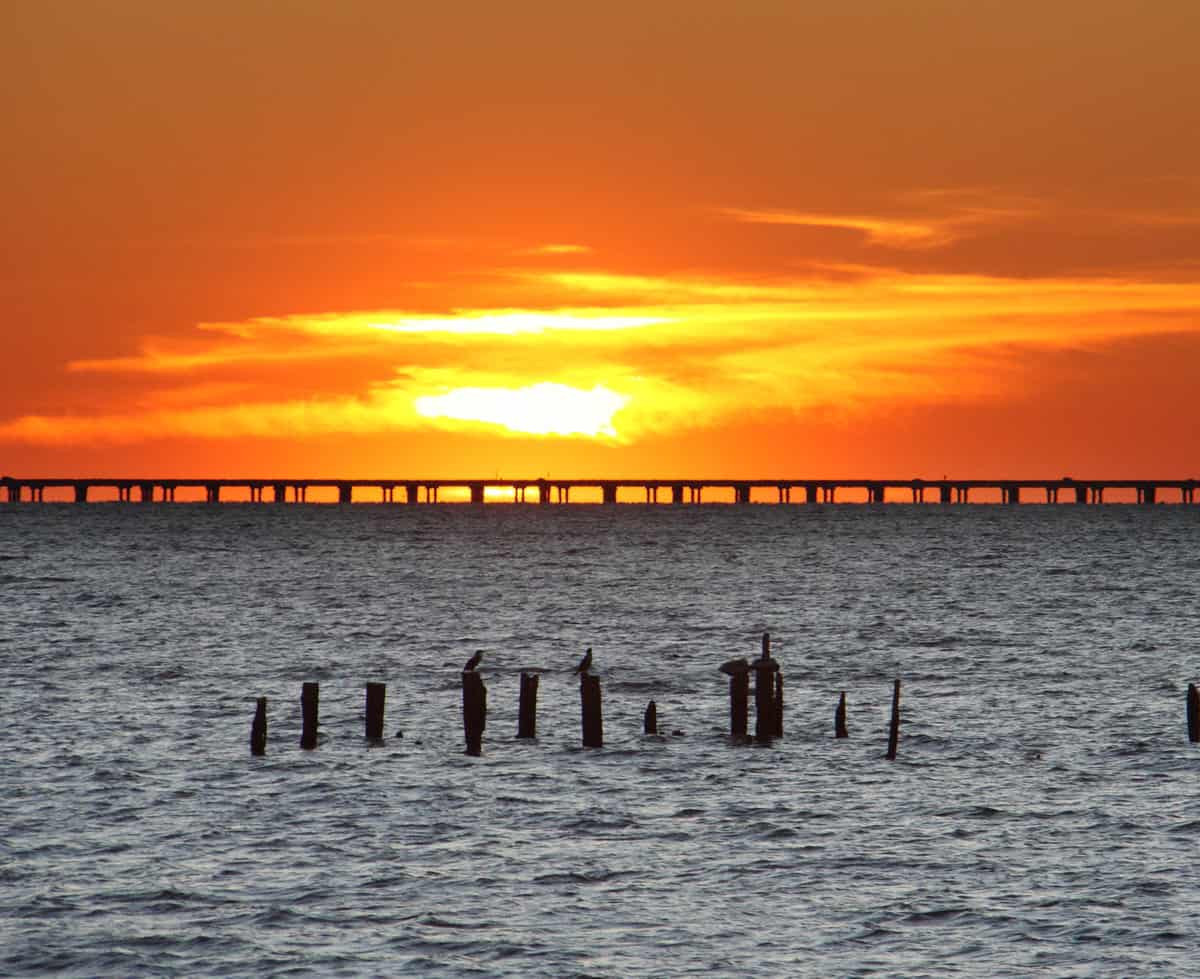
3 502 1199 977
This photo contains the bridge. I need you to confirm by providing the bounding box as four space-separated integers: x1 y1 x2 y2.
1 476 1197 504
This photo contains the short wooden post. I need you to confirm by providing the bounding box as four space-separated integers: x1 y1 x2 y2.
1188 683 1200 743
250 697 267 755
581 674 603 747
754 660 778 743
773 673 784 738
300 682 319 749
644 700 658 735
730 673 749 737
517 672 539 738
835 691 848 738
885 679 901 760
365 682 386 740
462 671 487 756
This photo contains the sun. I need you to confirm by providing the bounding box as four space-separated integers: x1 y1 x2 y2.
413 382 629 438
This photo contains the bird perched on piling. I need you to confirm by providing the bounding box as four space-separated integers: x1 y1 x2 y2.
718 657 751 676
463 650 483 672
573 647 593 675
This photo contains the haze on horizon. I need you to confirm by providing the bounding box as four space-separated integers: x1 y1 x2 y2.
3 1 1198 478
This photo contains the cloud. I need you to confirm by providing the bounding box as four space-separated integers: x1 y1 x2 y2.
5 263 1199 447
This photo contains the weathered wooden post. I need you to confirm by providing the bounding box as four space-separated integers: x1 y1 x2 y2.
462 671 487 756
250 697 267 755
365 682 386 740
730 673 749 737
835 691 848 738
885 679 901 760
1188 683 1200 742
517 672 539 738
644 700 658 735
754 633 779 743
773 673 784 738
300 682 319 749
581 674 603 747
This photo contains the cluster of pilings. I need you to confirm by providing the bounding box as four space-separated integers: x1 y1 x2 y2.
248 634 910 760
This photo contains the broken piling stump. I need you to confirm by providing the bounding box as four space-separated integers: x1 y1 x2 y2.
730 673 749 737
885 679 901 760
753 634 779 743
462 671 487 756
773 673 784 738
835 691 848 738
250 697 267 755
644 700 657 735
365 682 386 740
300 682 319 750
581 674 603 748
1188 683 1200 743
517 672 539 739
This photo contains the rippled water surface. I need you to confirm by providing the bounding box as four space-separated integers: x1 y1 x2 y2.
3 502 1199 976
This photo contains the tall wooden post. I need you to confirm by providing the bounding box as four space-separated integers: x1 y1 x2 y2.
730 673 749 737
644 700 658 735
462 671 487 756
885 679 901 760
1188 683 1200 743
250 697 267 755
835 691 848 738
365 682 386 740
581 674 603 747
517 672 539 739
300 682 319 749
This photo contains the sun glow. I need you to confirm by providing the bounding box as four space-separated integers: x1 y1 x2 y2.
414 382 629 438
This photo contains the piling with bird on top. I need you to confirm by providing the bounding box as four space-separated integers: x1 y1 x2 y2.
462 650 487 756
576 647 603 748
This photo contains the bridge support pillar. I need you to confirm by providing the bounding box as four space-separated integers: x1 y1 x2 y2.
939 485 952 504
139 483 154 503
868 484 885 504
1074 486 1087 503
74 484 88 504
602 484 618 504
734 484 751 504
1138 485 1157 505
206 484 220 504
273 484 287 503
671 484 684 504
337 484 353 504
805 485 818 504
469 483 484 504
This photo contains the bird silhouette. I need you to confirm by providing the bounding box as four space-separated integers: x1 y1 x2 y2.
718 657 751 676
573 647 593 675
463 650 483 672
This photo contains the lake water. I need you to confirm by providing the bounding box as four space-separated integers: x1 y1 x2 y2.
3 501 1199 976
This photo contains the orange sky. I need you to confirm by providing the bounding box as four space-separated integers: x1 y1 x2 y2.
3 1 1198 478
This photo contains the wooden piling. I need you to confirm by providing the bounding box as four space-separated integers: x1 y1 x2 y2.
729 672 749 737
462 671 487 756
517 672 539 738
773 674 784 738
300 682 319 749
644 700 658 735
885 679 901 760
250 697 267 755
754 660 778 743
835 691 848 738
581 674 603 748
365 682 386 740
1188 683 1200 743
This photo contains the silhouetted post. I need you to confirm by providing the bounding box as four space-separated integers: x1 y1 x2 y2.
730 673 749 737
462 671 487 756
644 700 658 735
885 679 901 760
835 691 848 738
365 682 386 740
300 682 319 749
581 674 603 747
773 674 784 738
517 672 539 738
1188 684 1200 743
250 697 267 755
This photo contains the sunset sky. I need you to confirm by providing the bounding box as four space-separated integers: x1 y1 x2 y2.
4 1 1198 479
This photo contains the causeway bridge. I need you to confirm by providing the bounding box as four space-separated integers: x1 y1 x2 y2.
2 476 1197 505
